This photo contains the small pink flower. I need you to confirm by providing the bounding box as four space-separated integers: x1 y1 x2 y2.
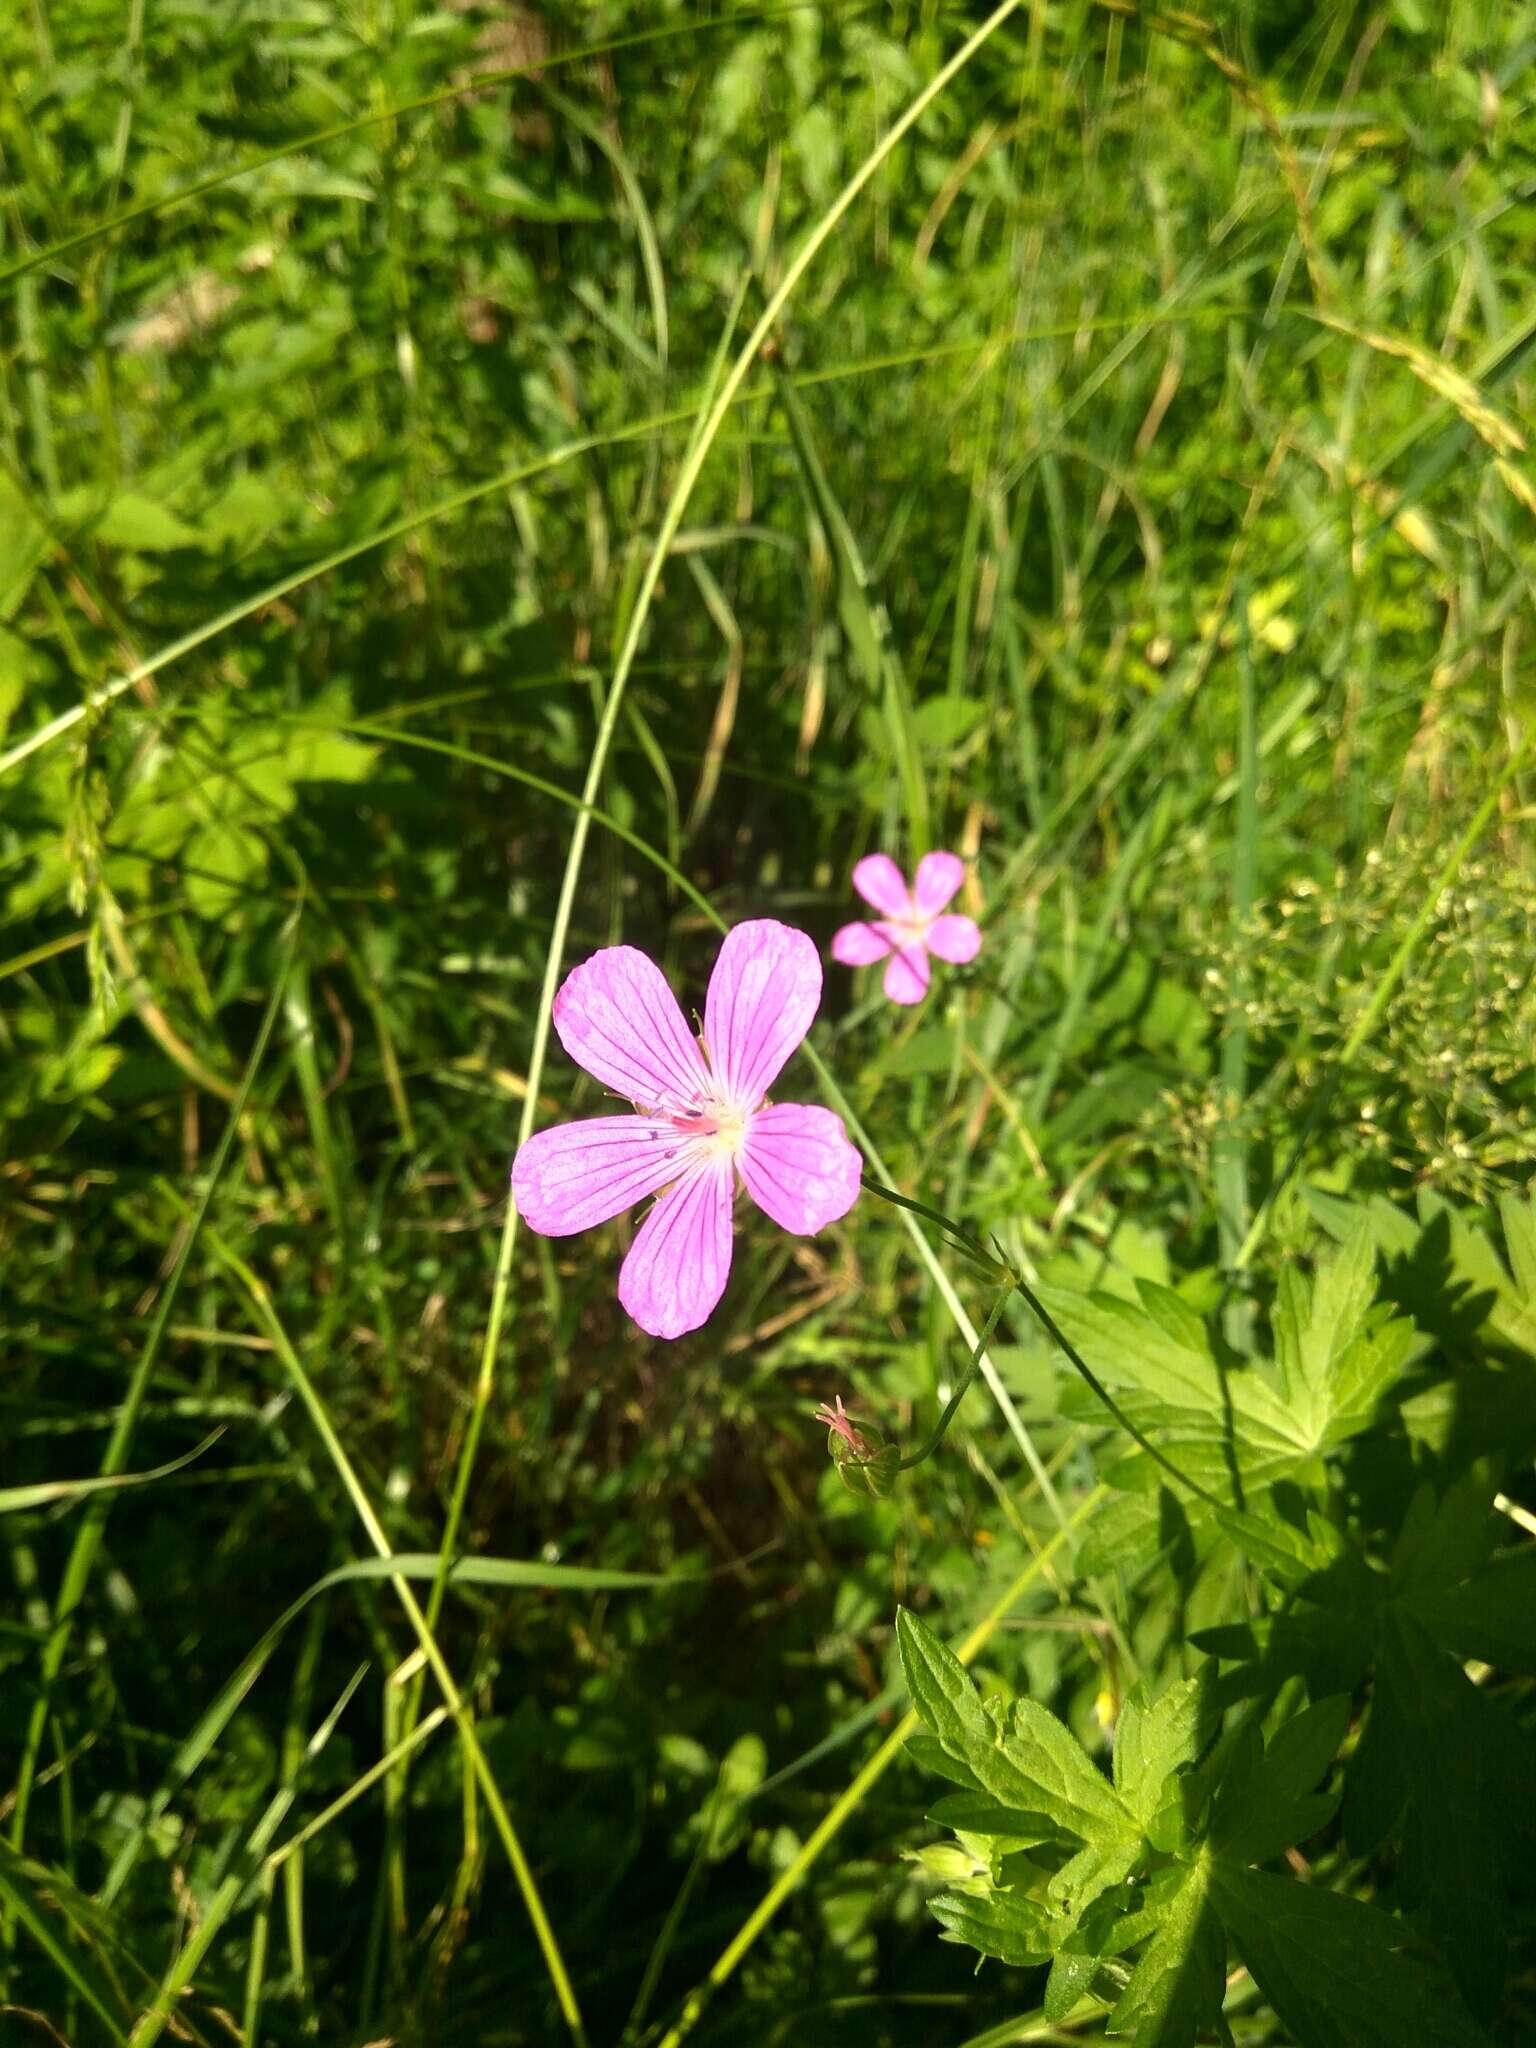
512 920 862 1340
814 1395 869 1453
830 851 982 1005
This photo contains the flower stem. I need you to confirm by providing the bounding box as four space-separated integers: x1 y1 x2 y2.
898 1283 1013 1468
863 1179 1227 1510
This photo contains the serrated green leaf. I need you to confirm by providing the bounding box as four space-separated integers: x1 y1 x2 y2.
1041 1284 1301 1495
1106 1856 1223 2048
1211 1864 1492 2048
1075 1487 1192 1578
1047 1830 1144 1917
1113 1675 1209 1827
1044 1948 1100 2022
1414 1550 1536 1674
1212 1695 1350 1865
1271 1227 1416 1453
898 1609 1132 1843
1216 1501 1341 1589
904 1732 981 1793
1496 1191 1536 1300
1344 1606 1519 2019
928 1793 1054 1846
929 1886 1055 1968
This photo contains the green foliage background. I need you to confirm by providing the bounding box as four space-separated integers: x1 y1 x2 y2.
2 1 1534 2043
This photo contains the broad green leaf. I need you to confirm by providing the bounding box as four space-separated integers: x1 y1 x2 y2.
1211 1864 1492 2048
1046 1866 1188 2023
1302 1187 1419 1258
1414 1550 1536 1674
96 490 203 552
1000 1696 1134 1843
1271 1227 1416 1453
1345 1607 1520 2020
1047 1830 1144 1917
1106 1856 1223 2048
928 1886 1055 1968
1211 1695 1350 1866
1112 1675 1209 1828
184 818 268 920
1273 1223 1373 1417
898 1608 1127 1836
1497 1190 1536 1300
905 1732 981 1793
928 1792 1055 1847
1216 1501 1343 1589
1043 1282 1299 1493
1075 1486 1196 1578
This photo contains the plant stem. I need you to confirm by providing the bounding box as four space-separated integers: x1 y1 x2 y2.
899 1284 1014 1468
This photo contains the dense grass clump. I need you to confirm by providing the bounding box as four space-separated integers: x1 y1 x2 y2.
2 4 1534 2044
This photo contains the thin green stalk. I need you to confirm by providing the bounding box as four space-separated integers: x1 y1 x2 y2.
1215 605 1258 1354
4 911 298 1934
898 1284 1014 1468
855 1178 1224 1511
264 1708 451 1872
654 1489 1104 2048
199 1225 589 2045
128 1665 368 2048
816 1063 1069 1529
1007 1271 1227 1514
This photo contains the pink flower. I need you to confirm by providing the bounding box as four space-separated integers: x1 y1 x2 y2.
512 920 862 1340
814 1395 869 1453
830 851 982 1005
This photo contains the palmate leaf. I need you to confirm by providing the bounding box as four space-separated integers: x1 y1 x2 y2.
1040 1282 1300 1496
1112 1676 1211 1836
1271 1224 1421 1454
1044 1230 1417 1501
1343 1605 1528 2023
901 1597 1507 2048
896 1607 1133 1846
929 1885 1056 1967
1210 1865 1492 2048
1107 1858 1223 2048
1414 1547 1536 1673
1210 1696 1350 1867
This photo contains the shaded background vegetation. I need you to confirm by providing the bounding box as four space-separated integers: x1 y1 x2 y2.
2 2 1534 2044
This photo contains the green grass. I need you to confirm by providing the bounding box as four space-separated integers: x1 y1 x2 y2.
2 3 1535 2044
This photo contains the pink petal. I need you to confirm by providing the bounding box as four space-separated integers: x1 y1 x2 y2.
739 1103 862 1235
912 850 966 917
850 854 912 919
552 945 709 1112
882 943 930 1005
512 1115 686 1236
925 913 982 963
830 920 893 966
704 919 821 1109
617 1156 734 1339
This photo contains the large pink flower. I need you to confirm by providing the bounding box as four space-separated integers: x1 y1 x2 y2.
830 852 982 1005
511 920 861 1339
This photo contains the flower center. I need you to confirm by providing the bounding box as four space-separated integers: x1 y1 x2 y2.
883 910 931 947
667 1099 748 1157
